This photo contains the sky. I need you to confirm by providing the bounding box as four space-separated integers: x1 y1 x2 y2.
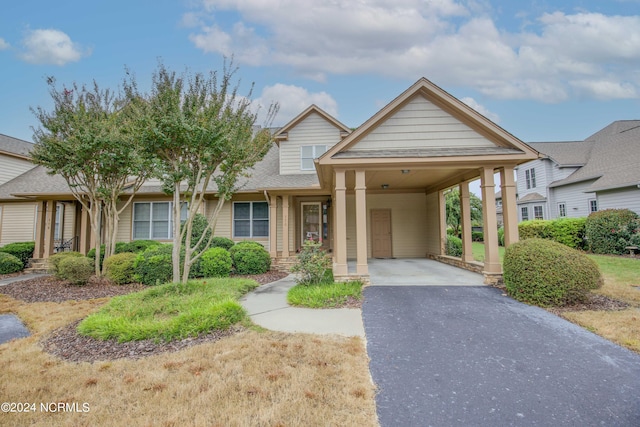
1 0 639 148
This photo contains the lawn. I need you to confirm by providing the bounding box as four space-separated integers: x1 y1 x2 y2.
0 281 378 426
287 281 363 308
471 241 505 262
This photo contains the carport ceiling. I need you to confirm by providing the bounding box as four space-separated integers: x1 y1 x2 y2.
344 168 476 191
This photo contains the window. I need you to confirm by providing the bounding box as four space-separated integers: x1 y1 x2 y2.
54 203 63 240
534 205 543 220
525 168 537 189
233 202 269 238
301 145 327 170
589 199 598 213
521 207 529 221
133 202 187 240
558 203 566 217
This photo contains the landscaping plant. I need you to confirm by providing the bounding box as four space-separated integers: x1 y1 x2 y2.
104 252 138 285
0 252 23 274
0 241 35 265
290 240 332 285
503 238 603 307
585 209 640 254
48 251 84 278
230 241 271 275
445 235 463 257
57 256 94 285
200 247 233 277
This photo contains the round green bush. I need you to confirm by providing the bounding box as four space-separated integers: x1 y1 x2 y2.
211 236 235 251
585 209 640 254
58 256 94 285
200 247 232 277
182 213 212 251
104 252 138 285
49 251 84 277
0 241 35 265
503 238 603 307
118 240 162 254
229 241 271 275
133 244 174 286
445 235 462 257
0 252 23 274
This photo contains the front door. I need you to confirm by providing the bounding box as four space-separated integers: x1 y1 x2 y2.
301 202 322 245
371 209 392 258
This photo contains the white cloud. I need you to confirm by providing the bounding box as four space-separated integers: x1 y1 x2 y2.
460 97 500 123
0 38 10 50
186 2 640 101
255 83 338 126
20 29 88 65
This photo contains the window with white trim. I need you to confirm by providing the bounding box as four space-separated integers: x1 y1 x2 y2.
133 202 187 240
233 202 269 238
534 205 543 220
589 199 598 213
558 203 566 217
54 203 63 240
525 168 537 189
301 145 327 170
521 207 529 221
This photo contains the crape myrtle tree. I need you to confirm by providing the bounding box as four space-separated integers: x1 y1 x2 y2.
445 187 483 237
124 61 278 283
31 79 150 276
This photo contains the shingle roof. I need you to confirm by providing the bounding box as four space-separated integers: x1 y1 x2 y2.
0 134 35 158
534 120 640 192
527 141 593 167
517 192 546 203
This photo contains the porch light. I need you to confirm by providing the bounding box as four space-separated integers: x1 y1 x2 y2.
381 184 389 189
401 169 410 174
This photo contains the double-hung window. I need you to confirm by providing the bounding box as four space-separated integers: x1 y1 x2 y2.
525 168 537 189
589 199 598 213
534 205 543 220
133 202 187 240
233 202 269 238
558 203 567 217
521 207 529 221
301 145 327 171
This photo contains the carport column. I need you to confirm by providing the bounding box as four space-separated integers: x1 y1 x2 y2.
269 194 277 257
459 182 474 263
480 167 501 279
438 189 447 255
355 170 368 275
78 204 91 255
282 195 290 257
43 199 56 258
500 167 519 247
334 169 348 276
33 201 47 258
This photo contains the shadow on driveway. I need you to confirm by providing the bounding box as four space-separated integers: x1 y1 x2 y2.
364 286 640 426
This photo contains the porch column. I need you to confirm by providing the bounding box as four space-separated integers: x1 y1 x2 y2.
43 200 56 258
438 189 447 255
78 204 91 255
355 170 368 275
480 167 500 275
334 169 348 276
459 181 474 263
500 167 519 247
269 194 277 257
33 201 46 258
282 196 290 257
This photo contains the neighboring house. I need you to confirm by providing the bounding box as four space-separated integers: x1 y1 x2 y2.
516 120 640 221
0 134 39 246
0 78 539 283
494 188 518 228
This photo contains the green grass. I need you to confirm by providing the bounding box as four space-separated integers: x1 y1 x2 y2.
78 277 259 342
287 281 363 308
587 254 640 286
471 242 505 263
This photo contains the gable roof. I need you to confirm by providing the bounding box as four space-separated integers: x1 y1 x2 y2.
320 77 539 163
528 140 594 167
0 134 34 160
535 120 640 192
274 104 351 145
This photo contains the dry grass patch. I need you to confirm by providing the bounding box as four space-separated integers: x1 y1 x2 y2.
0 294 377 426
588 255 640 305
563 308 640 353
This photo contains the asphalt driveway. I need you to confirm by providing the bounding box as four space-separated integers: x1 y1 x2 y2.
363 286 640 426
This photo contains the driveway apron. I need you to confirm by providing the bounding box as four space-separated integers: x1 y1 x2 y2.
363 285 640 426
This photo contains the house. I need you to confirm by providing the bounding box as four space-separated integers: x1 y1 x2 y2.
516 120 640 221
0 78 539 283
0 134 39 246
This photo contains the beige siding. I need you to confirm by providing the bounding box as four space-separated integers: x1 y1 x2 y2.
424 192 441 256
349 96 495 151
0 203 36 245
280 113 343 175
0 155 34 186
62 204 76 240
116 202 133 242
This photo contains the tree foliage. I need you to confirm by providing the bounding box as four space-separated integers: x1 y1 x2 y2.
445 188 483 236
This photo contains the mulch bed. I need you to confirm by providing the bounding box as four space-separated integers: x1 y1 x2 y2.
545 293 629 316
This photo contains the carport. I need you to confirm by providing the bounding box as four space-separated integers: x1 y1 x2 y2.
363 258 485 286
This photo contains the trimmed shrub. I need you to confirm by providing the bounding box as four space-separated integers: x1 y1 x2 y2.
445 235 463 257
200 247 232 278
503 238 602 307
497 227 505 247
58 256 94 285
133 244 174 286
49 251 84 277
471 231 484 242
519 218 587 249
0 241 35 265
182 213 211 251
585 209 640 254
118 240 162 254
230 241 271 275
290 240 332 285
519 220 553 240
0 252 23 274
211 236 235 251
104 252 138 285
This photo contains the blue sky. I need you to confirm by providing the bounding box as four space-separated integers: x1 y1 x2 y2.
1 0 639 146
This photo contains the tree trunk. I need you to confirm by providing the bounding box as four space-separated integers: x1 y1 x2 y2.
172 184 182 283
91 202 102 277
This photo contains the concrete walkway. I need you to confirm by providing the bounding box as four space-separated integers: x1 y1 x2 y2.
0 273 48 286
240 275 365 337
367 258 484 286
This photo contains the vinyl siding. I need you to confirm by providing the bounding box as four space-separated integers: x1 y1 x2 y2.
115 202 132 242
516 159 548 198
0 155 34 186
0 202 36 245
279 113 344 175
424 192 441 256
62 204 75 240
349 96 495 151
549 180 596 219
597 187 640 215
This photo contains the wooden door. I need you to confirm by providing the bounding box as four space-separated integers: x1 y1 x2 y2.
371 209 392 258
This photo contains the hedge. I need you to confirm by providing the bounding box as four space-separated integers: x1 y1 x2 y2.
585 209 640 254
0 241 35 265
445 235 463 257
200 247 232 277
518 217 586 249
0 252 23 274
229 241 271 274
104 252 138 285
58 256 94 285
